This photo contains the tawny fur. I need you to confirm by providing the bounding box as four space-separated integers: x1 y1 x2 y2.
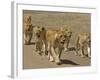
24 15 33 45
75 32 91 58
46 29 67 65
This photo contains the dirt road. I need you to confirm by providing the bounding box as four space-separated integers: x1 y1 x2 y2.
23 43 90 69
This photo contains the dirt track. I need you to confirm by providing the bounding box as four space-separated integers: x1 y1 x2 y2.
23 10 91 69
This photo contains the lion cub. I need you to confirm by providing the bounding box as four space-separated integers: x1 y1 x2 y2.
24 15 33 45
46 29 67 65
60 27 72 51
75 32 91 58
34 26 48 55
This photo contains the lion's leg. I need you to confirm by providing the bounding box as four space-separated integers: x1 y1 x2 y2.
24 33 26 44
58 47 63 59
35 40 43 55
43 40 48 55
25 31 32 45
87 47 91 58
51 47 60 65
75 37 80 56
28 32 32 44
35 41 39 51
38 40 43 55
57 47 63 65
75 48 78 56
49 53 54 62
80 46 84 57
64 39 69 52
24 32 28 44
48 43 54 62
75 43 80 56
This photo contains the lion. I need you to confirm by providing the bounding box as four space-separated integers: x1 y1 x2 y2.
60 27 72 51
75 32 91 58
34 26 48 55
24 15 34 45
46 29 67 65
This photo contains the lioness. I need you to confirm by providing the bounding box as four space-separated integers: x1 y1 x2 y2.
46 29 67 65
34 26 48 55
75 32 91 58
60 27 72 51
24 15 33 45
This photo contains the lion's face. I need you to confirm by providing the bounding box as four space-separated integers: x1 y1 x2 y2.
56 31 67 45
35 26 46 38
66 30 72 38
25 15 31 24
24 15 33 31
61 27 72 38
79 33 90 45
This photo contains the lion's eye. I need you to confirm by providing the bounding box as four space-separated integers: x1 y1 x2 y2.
60 35 63 38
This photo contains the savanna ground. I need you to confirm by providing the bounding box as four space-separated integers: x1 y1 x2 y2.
23 10 91 69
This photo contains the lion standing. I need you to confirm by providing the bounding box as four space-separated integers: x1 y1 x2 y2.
24 15 33 45
46 29 67 65
75 32 91 58
34 26 48 55
60 27 72 51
